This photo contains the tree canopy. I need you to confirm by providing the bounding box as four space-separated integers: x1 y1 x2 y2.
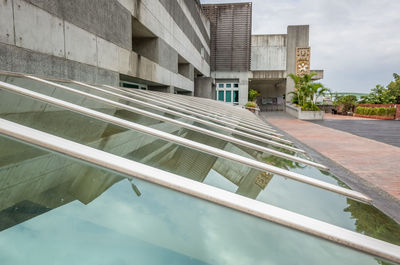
359 73 400 104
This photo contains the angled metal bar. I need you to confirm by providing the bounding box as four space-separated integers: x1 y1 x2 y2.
30 77 301 153
102 85 293 145
9 76 327 170
0 80 370 202
0 118 398 263
142 89 274 131
140 89 273 129
128 89 280 136
146 91 273 130
134 89 276 134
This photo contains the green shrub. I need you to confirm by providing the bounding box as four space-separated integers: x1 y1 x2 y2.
245 101 257 108
386 107 397 117
361 107 367 115
356 106 366 115
376 107 386 116
301 102 320 111
369 108 377 116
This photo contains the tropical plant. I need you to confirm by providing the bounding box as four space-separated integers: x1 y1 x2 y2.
248 89 260 102
334 95 358 113
288 72 329 111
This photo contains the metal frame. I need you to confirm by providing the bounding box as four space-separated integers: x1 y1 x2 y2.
141 88 271 130
0 80 370 202
1 118 399 264
15 76 327 170
21 74 299 153
119 87 286 142
133 89 275 134
98 84 301 151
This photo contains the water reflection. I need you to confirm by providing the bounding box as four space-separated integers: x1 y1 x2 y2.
1 74 400 252
345 199 400 245
0 151 395 264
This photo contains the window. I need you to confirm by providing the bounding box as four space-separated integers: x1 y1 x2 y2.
225 91 232 102
218 83 224 88
226 84 232 88
218 90 224 101
233 90 239 103
234 83 239 88
122 83 139 89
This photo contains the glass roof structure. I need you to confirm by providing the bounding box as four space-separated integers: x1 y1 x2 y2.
0 71 400 264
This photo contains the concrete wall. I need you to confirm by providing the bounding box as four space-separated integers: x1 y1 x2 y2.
285 25 309 101
0 0 211 92
212 71 251 106
194 77 214 99
119 0 210 77
251 35 287 71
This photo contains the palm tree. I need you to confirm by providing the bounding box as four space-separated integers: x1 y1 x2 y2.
288 72 326 110
309 82 330 106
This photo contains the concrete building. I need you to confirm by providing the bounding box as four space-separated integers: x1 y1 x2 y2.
250 27 323 111
200 3 323 110
0 0 210 95
202 2 252 106
0 0 322 110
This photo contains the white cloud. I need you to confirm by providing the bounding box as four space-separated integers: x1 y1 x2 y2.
201 0 400 92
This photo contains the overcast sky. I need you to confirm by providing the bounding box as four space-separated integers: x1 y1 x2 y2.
201 0 400 93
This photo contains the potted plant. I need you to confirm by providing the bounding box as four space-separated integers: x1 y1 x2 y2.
245 89 260 113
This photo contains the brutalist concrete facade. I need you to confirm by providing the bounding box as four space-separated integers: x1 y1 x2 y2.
201 2 252 106
0 0 211 94
250 26 323 111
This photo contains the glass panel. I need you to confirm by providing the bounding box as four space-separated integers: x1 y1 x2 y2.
0 135 395 265
1 74 400 245
226 83 232 88
225 90 232 102
122 83 139 89
233 90 239 103
234 83 239 88
218 83 224 88
218 90 224 101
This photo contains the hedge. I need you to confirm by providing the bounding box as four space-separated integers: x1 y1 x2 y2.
355 106 396 117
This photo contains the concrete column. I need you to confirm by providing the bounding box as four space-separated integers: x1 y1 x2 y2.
239 72 250 106
285 25 309 102
194 77 214 99
167 86 175 93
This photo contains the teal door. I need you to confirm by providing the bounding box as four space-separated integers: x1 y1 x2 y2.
225 91 232 102
218 90 224 101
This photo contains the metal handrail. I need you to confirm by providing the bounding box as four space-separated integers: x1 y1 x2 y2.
140 88 274 130
142 89 273 132
97 84 302 152
133 89 277 135
0 80 369 202
20 76 328 170
117 87 285 140
0 118 398 263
